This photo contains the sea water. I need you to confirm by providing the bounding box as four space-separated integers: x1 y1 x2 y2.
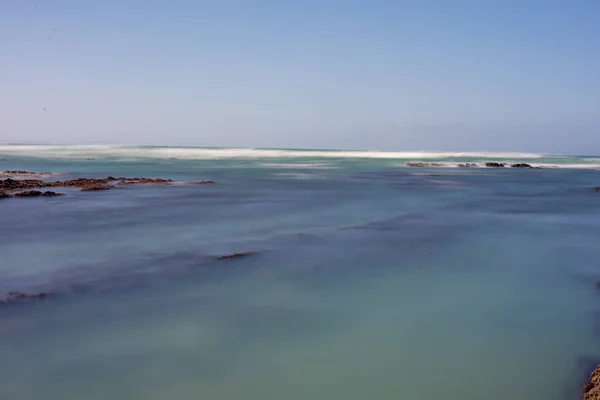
1 145 600 400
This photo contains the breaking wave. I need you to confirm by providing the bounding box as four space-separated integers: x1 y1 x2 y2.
0 145 545 161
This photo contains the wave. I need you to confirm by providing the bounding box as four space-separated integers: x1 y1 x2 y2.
1 145 598 168
0 145 546 161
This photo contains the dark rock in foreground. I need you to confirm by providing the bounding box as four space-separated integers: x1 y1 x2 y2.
216 252 256 260
485 162 506 168
584 365 600 400
511 163 533 168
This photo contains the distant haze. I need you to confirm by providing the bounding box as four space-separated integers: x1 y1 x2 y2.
1 1 599 154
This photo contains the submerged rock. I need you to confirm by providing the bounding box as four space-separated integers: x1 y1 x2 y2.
187 180 216 184
595 187 600 192
1 170 57 178
407 162 444 167
584 365 600 400
80 184 112 191
216 252 256 260
485 162 506 168
117 177 173 185
11 190 64 197
0 291 52 305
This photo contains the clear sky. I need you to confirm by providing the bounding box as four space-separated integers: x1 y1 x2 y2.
1 0 599 153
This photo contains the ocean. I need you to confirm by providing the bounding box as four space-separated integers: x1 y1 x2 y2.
1 145 600 400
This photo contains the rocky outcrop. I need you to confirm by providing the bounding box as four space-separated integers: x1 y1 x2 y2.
2 176 180 191
1 175 213 198
485 162 506 168
407 162 444 167
0 178 44 190
0 291 52 305
584 365 600 400
457 163 478 168
216 252 256 260
511 163 533 168
187 180 216 184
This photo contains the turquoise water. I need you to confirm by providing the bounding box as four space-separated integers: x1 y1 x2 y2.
1 145 600 399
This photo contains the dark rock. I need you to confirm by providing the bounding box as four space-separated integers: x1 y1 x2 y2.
485 162 506 168
511 163 533 168
12 190 43 197
1 178 46 190
42 191 63 196
187 180 215 184
457 163 478 168
0 191 9 199
216 252 256 260
584 365 600 400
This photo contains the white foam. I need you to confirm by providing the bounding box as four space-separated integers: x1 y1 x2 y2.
0 145 545 161
261 162 335 169
275 172 319 179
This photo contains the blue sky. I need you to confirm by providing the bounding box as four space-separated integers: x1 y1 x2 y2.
1 0 599 153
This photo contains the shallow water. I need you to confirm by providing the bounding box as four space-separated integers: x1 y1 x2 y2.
1 146 600 400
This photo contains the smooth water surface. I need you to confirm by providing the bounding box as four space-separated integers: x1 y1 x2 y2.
1 146 600 400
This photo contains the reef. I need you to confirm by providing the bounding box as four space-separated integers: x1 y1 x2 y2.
0 175 215 198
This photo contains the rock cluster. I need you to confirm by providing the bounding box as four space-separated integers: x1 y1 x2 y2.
0 190 64 198
1 175 214 199
584 365 600 400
